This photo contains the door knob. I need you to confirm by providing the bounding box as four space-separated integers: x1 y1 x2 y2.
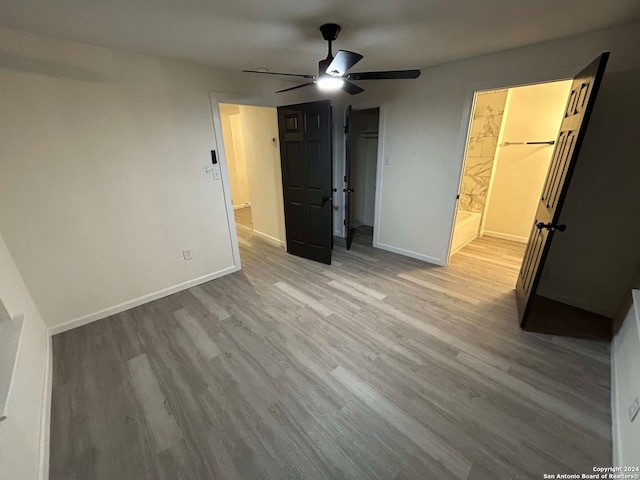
536 222 566 232
321 195 332 206
343 188 355 193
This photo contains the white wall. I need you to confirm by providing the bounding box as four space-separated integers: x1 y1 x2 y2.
483 81 571 242
612 290 640 467
370 22 640 266
220 106 251 207
0 27 288 330
229 114 252 207
610 259 640 467
238 105 286 245
0 232 49 480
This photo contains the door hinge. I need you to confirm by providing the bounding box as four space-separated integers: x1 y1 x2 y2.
344 126 349 134
343 219 346 226
344 175 347 182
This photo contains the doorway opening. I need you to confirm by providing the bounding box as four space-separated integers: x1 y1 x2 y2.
218 103 286 254
448 80 572 273
345 107 380 248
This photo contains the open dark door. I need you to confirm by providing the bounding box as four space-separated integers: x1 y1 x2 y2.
278 100 333 265
344 105 355 250
517 52 609 328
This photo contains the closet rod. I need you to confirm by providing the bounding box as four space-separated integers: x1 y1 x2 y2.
503 140 555 146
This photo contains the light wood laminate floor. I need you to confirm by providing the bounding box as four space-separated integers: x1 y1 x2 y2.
50 233 611 480
234 206 253 230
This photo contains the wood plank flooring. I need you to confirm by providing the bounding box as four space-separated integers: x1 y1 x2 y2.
50 232 612 480
234 206 253 230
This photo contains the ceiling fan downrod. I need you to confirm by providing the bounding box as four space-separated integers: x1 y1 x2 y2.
319 23 341 59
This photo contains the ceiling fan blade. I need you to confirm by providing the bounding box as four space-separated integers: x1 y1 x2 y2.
347 69 421 80
341 80 364 95
275 82 316 93
325 50 364 77
243 70 315 79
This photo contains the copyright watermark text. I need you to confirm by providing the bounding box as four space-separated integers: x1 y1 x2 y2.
542 467 640 479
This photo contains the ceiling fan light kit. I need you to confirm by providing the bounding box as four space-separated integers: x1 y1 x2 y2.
242 23 421 95
316 76 345 91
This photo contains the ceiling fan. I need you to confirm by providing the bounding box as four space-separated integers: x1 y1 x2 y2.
243 23 421 95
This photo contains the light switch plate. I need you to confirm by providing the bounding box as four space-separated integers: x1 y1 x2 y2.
182 249 193 261
212 169 221 180
629 396 640 422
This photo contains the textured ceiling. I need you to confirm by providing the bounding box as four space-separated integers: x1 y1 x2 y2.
0 0 639 74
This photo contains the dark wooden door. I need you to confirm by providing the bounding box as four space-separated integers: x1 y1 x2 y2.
516 52 609 328
344 105 354 250
278 100 333 265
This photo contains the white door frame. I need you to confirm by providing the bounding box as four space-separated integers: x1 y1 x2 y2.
372 105 386 250
208 92 282 270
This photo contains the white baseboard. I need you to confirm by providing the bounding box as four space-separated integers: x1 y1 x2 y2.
47 266 240 336
252 230 285 248
233 203 251 210
482 230 528 243
449 235 477 257
373 241 444 266
39 334 52 480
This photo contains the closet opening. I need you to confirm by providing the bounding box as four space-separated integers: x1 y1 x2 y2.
448 81 572 273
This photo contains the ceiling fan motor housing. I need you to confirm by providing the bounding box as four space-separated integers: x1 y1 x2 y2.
319 23 341 42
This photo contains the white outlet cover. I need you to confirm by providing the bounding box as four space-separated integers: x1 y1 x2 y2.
182 249 193 260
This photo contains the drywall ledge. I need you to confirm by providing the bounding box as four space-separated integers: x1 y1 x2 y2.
0 313 25 421
612 289 640 467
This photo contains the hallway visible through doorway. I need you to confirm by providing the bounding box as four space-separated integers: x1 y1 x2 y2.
219 103 286 252
234 206 253 230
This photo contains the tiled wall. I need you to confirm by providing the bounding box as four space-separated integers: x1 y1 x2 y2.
459 89 507 213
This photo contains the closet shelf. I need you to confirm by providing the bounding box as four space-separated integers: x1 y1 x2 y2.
358 130 379 139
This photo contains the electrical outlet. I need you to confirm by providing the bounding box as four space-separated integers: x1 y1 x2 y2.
630 396 640 422
182 249 193 261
